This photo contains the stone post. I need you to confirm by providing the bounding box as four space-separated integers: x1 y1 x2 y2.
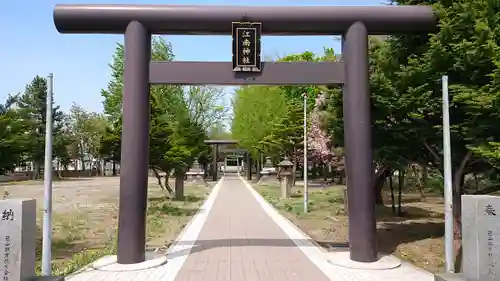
0 199 36 281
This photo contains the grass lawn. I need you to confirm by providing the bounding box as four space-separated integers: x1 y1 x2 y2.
3 177 212 276
254 184 445 273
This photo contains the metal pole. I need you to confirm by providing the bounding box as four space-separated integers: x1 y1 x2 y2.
442 75 454 273
41 73 54 276
303 93 309 213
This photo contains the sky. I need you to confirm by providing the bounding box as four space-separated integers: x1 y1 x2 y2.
0 0 383 114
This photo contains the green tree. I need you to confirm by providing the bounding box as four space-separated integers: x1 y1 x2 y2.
67 103 107 172
99 123 121 175
260 100 304 162
101 36 209 199
0 95 25 174
232 85 287 174
185 86 229 132
320 0 500 270
166 109 206 200
54 113 77 172
148 83 184 195
100 39 127 174
15 76 66 179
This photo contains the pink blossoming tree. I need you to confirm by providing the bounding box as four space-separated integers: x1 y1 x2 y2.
307 92 334 163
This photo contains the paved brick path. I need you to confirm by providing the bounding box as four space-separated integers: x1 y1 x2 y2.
173 176 330 281
66 175 434 281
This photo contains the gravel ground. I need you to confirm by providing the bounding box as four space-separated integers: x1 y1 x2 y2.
2 176 167 213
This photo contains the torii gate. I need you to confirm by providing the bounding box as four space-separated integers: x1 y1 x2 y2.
204 139 245 181
53 4 436 265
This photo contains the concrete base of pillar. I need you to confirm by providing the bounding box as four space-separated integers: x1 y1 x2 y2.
433 273 465 281
27 277 65 281
326 251 401 270
92 252 168 272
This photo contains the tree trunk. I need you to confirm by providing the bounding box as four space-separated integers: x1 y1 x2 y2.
174 170 186 200
375 181 384 205
33 162 41 180
343 185 348 214
256 158 261 181
292 162 297 186
293 148 298 185
473 173 479 190
412 165 427 202
56 160 62 178
80 158 86 171
152 167 173 196
96 159 102 176
452 151 472 273
164 173 173 193
247 156 252 181
338 170 344 184
112 161 117 176
99 160 104 176
390 173 395 214
422 165 428 189
453 171 465 272
373 167 389 205
397 169 404 216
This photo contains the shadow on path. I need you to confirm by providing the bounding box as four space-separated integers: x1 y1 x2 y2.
166 238 322 259
165 221 444 260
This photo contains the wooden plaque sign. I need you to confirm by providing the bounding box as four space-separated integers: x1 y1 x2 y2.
232 22 262 72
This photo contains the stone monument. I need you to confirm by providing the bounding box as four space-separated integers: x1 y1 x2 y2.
0 199 36 281
436 195 500 281
257 157 278 185
463 195 500 281
277 158 294 198
186 160 207 186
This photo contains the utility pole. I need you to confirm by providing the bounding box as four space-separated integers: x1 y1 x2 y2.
303 92 309 213
442 75 454 273
42 73 54 276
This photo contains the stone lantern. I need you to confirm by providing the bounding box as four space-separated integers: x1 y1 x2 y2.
277 157 294 198
257 157 278 186
186 159 207 186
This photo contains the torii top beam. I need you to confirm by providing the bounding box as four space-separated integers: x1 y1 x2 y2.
204 140 238 145
53 4 437 35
